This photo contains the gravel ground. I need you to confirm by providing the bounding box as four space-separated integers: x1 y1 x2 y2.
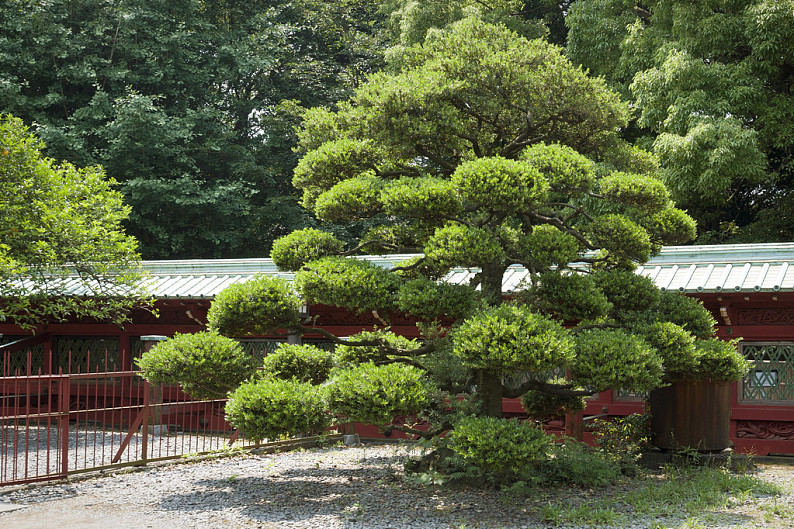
0 442 792 529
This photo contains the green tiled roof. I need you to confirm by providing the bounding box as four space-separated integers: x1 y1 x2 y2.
137 243 794 299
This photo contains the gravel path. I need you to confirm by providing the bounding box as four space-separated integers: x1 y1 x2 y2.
1 443 792 529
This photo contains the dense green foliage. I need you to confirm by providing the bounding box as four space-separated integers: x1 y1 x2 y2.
295 257 401 313
334 330 419 365
396 278 478 321
520 390 586 423
0 0 386 258
572 328 662 392
566 0 794 243
261 344 335 384
381 0 572 49
694 338 751 383
135 332 254 399
206 276 302 336
10 0 778 253
449 416 553 481
453 304 574 375
534 440 624 487
270 229 345 272
0 114 148 327
324 362 435 427
225 377 330 441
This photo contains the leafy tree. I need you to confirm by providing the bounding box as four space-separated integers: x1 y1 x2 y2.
566 0 794 243
379 0 572 50
0 0 386 258
0 114 149 328
138 19 748 477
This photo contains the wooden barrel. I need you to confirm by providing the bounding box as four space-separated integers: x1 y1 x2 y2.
649 380 732 452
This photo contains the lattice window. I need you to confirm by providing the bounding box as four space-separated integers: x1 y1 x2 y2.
613 388 648 401
55 336 121 373
742 343 794 402
0 336 44 374
303 339 336 353
238 339 285 365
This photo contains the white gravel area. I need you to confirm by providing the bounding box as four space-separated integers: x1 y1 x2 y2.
0 443 792 529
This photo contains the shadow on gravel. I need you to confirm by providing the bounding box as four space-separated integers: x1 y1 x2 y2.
154 458 522 528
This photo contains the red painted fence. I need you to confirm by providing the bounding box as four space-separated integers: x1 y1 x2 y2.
1 341 261 487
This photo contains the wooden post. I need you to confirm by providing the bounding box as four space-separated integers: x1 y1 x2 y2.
140 336 167 434
565 410 585 442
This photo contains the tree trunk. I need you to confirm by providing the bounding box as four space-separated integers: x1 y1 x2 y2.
480 261 506 307
476 262 508 417
477 369 504 417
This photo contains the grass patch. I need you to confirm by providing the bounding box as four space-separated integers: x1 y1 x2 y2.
521 464 786 528
624 465 781 513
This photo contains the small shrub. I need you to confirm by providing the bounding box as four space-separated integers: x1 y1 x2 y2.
261 344 335 384
225 377 330 441
295 256 401 313
592 268 661 314
656 292 716 339
636 321 699 379
449 416 553 482
526 271 612 322
417 338 471 393
207 275 302 336
270 228 344 271
591 412 652 474
396 278 478 321
534 440 623 487
136 331 254 399
572 328 663 393
694 338 749 382
452 304 574 375
514 224 582 271
324 362 435 427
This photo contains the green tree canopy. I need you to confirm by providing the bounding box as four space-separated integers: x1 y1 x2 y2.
0 114 148 327
566 0 794 243
0 0 386 258
139 18 747 462
379 0 572 50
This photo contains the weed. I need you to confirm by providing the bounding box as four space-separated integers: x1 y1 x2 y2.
344 501 366 516
760 495 794 522
403 469 448 486
533 440 623 486
622 464 784 527
566 504 617 526
538 502 563 526
591 412 651 459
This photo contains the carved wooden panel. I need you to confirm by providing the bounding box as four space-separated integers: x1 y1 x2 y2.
738 309 794 326
736 420 794 440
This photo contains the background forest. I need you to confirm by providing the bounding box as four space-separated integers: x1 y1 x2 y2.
1 0 792 259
